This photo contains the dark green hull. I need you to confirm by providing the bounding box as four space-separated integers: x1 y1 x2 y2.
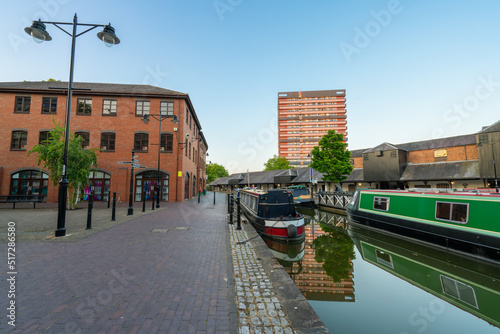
347 190 500 261
348 224 500 329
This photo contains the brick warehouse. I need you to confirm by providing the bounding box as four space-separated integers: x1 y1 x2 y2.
0 81 208 203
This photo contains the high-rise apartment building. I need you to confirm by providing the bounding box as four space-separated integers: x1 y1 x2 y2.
277 89 347 166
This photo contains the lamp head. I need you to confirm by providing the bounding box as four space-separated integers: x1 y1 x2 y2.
141 114 150 124
25 20 52 43
171 115 179 124
97 24 120 47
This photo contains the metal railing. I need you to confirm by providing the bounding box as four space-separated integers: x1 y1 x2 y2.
315 191 354 210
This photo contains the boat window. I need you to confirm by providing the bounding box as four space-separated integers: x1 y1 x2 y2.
373 197 390 211
435 202 468 224
440 275 478 309
258 192 296 218
375 249 394 269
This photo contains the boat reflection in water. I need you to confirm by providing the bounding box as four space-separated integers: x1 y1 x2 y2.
262 236 305 275
271 208 356 302
348 223 500 329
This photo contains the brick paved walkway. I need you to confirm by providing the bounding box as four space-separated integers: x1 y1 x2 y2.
0 193 237 333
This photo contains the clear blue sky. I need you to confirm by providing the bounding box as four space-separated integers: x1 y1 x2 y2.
2 0 500 173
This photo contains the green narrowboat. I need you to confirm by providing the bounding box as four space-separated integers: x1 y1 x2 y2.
346 189 500 261
348 224 500 329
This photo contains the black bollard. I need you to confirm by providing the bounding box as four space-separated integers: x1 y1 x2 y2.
107 191 111 208
198 190 200 203
214 191 216 205
227 194 230 214
142 191 146 212
152 191 155 210
86 193 93 230
111 192 117 221
229 195 234 224
236 196 241 230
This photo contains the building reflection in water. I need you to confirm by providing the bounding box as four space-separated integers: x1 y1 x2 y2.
264 208 356 302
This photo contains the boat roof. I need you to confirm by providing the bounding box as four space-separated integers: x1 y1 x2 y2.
240 188 292 196
358 189 500 198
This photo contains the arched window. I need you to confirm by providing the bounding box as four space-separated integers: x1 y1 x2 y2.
193 175 196 197
10 170 49 197
83 171 111 202
185 172 190 199
135 171 169 202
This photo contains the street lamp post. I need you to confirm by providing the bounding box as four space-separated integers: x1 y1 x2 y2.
128 149 135 215
141 114 182 207
141 114 164 208
25 14 120 237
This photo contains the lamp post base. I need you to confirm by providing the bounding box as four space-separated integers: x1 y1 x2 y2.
55 228 66 237
55 178 69 237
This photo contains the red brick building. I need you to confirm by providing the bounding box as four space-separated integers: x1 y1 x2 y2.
278 90 347 166
0 81 208 203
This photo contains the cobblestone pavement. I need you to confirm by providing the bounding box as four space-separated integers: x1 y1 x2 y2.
229 224 294 334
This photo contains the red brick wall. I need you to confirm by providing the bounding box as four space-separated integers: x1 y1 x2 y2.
408 145 478 164
349 145 478 171
0 91 205 202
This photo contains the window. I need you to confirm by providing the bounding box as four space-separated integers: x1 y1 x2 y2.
375 249 394 269
134 133 149 152
436 201 468 223
83 171 111 202
42 97 57 114
11 131 27 150
390 151 397 158
160 133 173 152
188 142 191 159
100 133 115 151
136 100 150 116
441 275 477 308
478 134 489 144
135 171 169 202
39 131 51 145
10 170 49 196
373 197 390 211
15 96 31 113
75 132 90 148
160 101 174 116
103 99 117 115
77 98 92 115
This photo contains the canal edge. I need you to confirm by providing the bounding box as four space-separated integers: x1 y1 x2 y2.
239 219 330 334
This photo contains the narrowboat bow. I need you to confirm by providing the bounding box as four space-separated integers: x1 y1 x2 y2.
239 189 306 242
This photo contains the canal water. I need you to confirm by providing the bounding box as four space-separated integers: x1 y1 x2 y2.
268 207 500 334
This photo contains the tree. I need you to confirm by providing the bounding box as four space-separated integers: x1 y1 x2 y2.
264 154 293 171
313 222 356 283
310 130 353 183
206 162 229 185
28 118 98 208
